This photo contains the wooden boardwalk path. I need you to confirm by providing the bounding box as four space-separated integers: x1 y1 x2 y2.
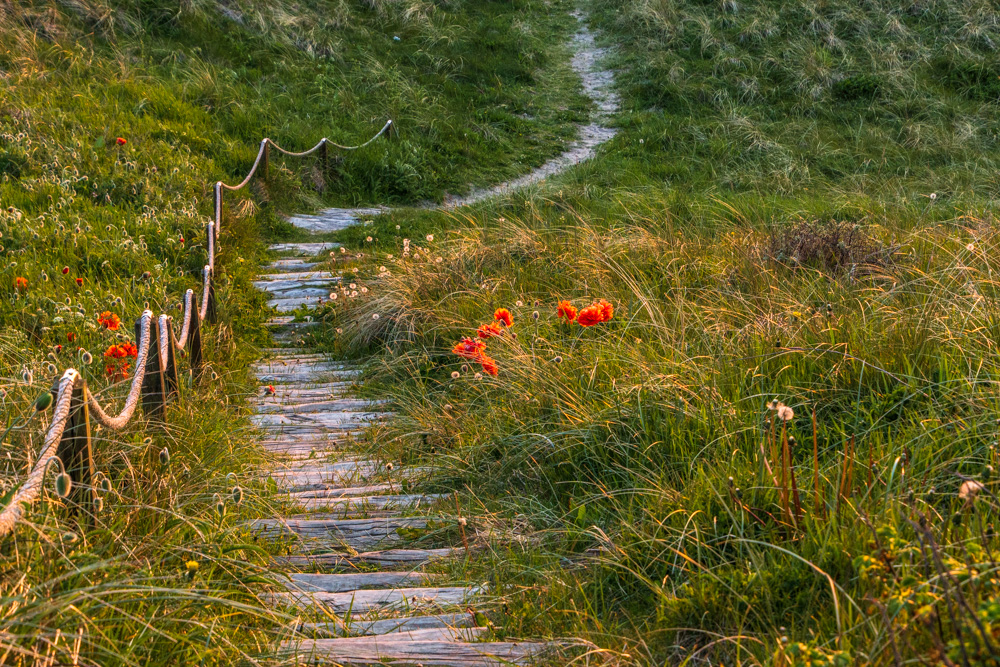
255 244 556 665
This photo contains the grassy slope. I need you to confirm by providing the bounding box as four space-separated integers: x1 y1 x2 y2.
0 0 581 664
325 0 1000 664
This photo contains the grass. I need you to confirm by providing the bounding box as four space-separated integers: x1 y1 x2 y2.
318 0 1000 663
0 0 582 663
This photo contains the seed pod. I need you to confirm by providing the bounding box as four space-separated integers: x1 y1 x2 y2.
100 476 112 494
62 531 78 544
93 496 104 513
232 486 243 505
55 472 72 498
159 447 170 465
226 472 238 484
34 391 53 411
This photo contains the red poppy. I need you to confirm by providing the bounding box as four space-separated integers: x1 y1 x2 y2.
97 311 121 331
74 277 83 286
62 267 70 275
119 342 138 358
494 308 513 327
179 236 185 243
556 300 577 322
116 137 127 146
452 337 487 360
480 356 499 376
54 345 63 354
477 322 502 339
577 305 603 327
596 299 614 322
14 277 27 291
67 332 76 342
104 343 136 379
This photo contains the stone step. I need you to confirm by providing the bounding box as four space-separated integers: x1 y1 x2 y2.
298 612 472 638
268 296 327 312
270 585 481 614
276 548 461 570
283 571 437 593
278 633 551 666
269 242 340 256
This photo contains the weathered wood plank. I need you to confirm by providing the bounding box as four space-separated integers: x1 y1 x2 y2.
269 242 340 255
278 635 551 666
251 516 426 550
291 494 444 512
255 399 384 414
284 571 437 593
256 271 338 282
298 612 472 638
269 585 481 613
287 207 383 233
266 259 320 272
275 548 460 570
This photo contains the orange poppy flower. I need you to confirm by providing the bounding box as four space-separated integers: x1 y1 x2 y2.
597 299 614 322
452 337 487 360
577 305 603 327
97 311 121 331
477 322 502 339
480 356 499 376
556 300 577 321
14 277 27 291
494 308 513 327
75 277 83 286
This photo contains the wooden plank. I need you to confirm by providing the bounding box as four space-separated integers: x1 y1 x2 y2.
251 411 385 430
269 242 340 255
254 369 360 384
298 612 472 638
251 516 427 549
276 548 461 570
265 259 320 272
287 207 383 233
255 399 383 414
284 571 437 593
269 585 481 613
278 635 551 666
256 271 338 282
286 484 394 498
291 494 444 512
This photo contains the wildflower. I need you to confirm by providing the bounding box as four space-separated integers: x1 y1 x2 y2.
329 292 338 300
14 276 27 291
264 385 276 395
930 192 937 200
776 404 794 422
62 266 70 275
67 332 76 342
451 371 460 379
350 283 357 290
361 287 368 293
54 345 62 354
596 299 614 322
480 356 499 376
426 234 434 242
556 301 577 322
340 247 346 254
186 560 199 574
474 372 483 380
477 322 502 339
458 517 467 527
967 243 976 252
366 236 373 242
116 137 127 145
75 277 83 286
97 311 121 330
386 462 394 471
452 337 487 360
494 308 513 327
515 300 523 307
577 304 602 327
372 314 380 320
960 480 984 502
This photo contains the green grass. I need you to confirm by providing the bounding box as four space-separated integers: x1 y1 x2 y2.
0 0 582 663
320 0 1000 664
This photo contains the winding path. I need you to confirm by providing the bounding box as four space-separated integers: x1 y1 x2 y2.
254 11 615 664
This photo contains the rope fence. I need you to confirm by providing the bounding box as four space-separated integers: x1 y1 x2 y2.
0 121 392 537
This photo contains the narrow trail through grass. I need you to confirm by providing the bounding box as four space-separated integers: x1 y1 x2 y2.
248 9 614 663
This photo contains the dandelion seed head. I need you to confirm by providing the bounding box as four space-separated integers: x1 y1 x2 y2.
451 371 460 379
372 313 380 320
930 192 937 200
474 372 483 379
960 480 984 502
426 234 434 242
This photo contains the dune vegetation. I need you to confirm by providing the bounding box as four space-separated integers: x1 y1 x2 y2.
0 0 580 663
319 0 1000 664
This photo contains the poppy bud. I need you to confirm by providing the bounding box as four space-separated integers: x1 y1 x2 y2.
55 472 72 498
159 447 170 465
34 391 52 411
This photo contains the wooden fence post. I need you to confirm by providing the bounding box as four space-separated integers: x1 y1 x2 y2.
164 317 180 399
57 378 94 518
206 274 217 324
261 140 270 181
137 317 167 422
188 294 204 377
320 139 329 181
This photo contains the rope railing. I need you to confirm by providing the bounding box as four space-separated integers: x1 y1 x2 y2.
0 121 392 537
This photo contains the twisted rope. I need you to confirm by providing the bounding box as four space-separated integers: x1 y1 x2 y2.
86 311 153 430
174 290 194 349
0 370 81 537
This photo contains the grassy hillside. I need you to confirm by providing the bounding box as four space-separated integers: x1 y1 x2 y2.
0 0 581 663
323 1 1000 664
